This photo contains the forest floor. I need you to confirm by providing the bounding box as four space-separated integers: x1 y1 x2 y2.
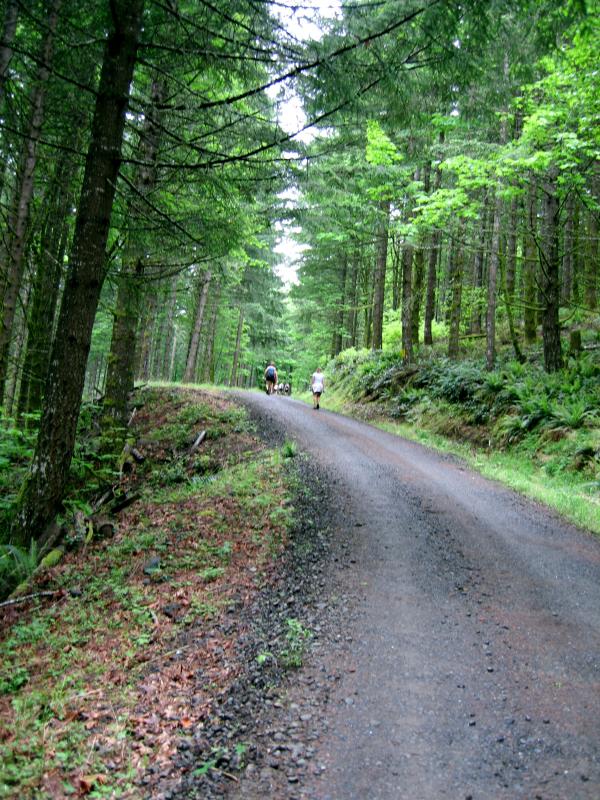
0 386 336 799
2 386 600 799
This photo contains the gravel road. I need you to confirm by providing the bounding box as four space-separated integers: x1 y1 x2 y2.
232 392 600 800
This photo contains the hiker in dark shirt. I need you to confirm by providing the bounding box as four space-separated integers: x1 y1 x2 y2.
264 362 278 395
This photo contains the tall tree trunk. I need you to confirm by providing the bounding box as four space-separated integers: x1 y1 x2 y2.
346 253 359 348
135 290 157 381
423 135 445 345
401 239 414 362
0 0 19 202
470 195 489 335
486 69 510 371
391 235 401 311
572 201 581 305
584 168 599 310
0 0 18 106
183 269 211 382
486 192 503 370
17 122 81 418
104 76 166 426
11 0 144 547
332 255 347 356
169 329 177 381
103 258 143 425
17 205 71 417
523 179 538 343
561 190 575 305
206 283 220 383
161 273 178 380
423 232 441 345
541 169 562 372
505 195 519 298
364 264 374 349
411 244 425 348
0 0 60 400
4 271 31 415
229 305 244 387
447 230 463 360
371 199 390 350
501 245 525 364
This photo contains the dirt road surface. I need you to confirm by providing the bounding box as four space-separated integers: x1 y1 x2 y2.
233 392 600 800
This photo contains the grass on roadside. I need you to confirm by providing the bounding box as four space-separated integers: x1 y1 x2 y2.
312 348 600 535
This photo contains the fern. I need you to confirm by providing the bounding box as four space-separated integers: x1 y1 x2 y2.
548 399 598 430
0 541 40 596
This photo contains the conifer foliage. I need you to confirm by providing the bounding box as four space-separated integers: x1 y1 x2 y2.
0 0 598 548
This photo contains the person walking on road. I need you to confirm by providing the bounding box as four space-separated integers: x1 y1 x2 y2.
264 362 278 395
311 367 324 409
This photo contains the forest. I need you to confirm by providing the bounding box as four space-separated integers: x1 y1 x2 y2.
0 2 599 797
0 0 599 575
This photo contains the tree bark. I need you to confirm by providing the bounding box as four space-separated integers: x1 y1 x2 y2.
541 169 562 372
447 229 463 360
505 195 519 299
10 0 144 547
486 191 503 370
332 255 348 356
183 269 211 382
104 76 166 427
523 178 538 343
206 283 220 383
401 239 414 362
229 305 244 387
17 194 72 417
363 260 374 348
346 252 359 348
103 259 143 426
0 0 61 400
423 135 444 345
371 199 390 350
469 194 489 335
136 289 157 381
0 0 19 201
0 0 18 106
561 190 575 305
501 244 524 364
160 273 178 380
4 270 31 415
411 244 425 348
584 167 599 310
391 235 401 312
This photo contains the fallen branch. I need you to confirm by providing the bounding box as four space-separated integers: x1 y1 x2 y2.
92 487 115 513
110 492 141 514
190 430 207 453
0 590 61 608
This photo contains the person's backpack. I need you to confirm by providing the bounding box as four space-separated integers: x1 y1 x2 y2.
266 366 276 380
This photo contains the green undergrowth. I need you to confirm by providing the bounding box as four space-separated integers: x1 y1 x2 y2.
0 386 297 799
323 344 600 534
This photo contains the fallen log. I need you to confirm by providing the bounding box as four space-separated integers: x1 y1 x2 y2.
91 516 116 539
110 492 141 514
190 430 207 454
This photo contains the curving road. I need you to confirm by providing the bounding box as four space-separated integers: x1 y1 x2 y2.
236 392 600 800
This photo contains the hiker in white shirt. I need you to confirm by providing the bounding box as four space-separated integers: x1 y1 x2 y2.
310 367 324 409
